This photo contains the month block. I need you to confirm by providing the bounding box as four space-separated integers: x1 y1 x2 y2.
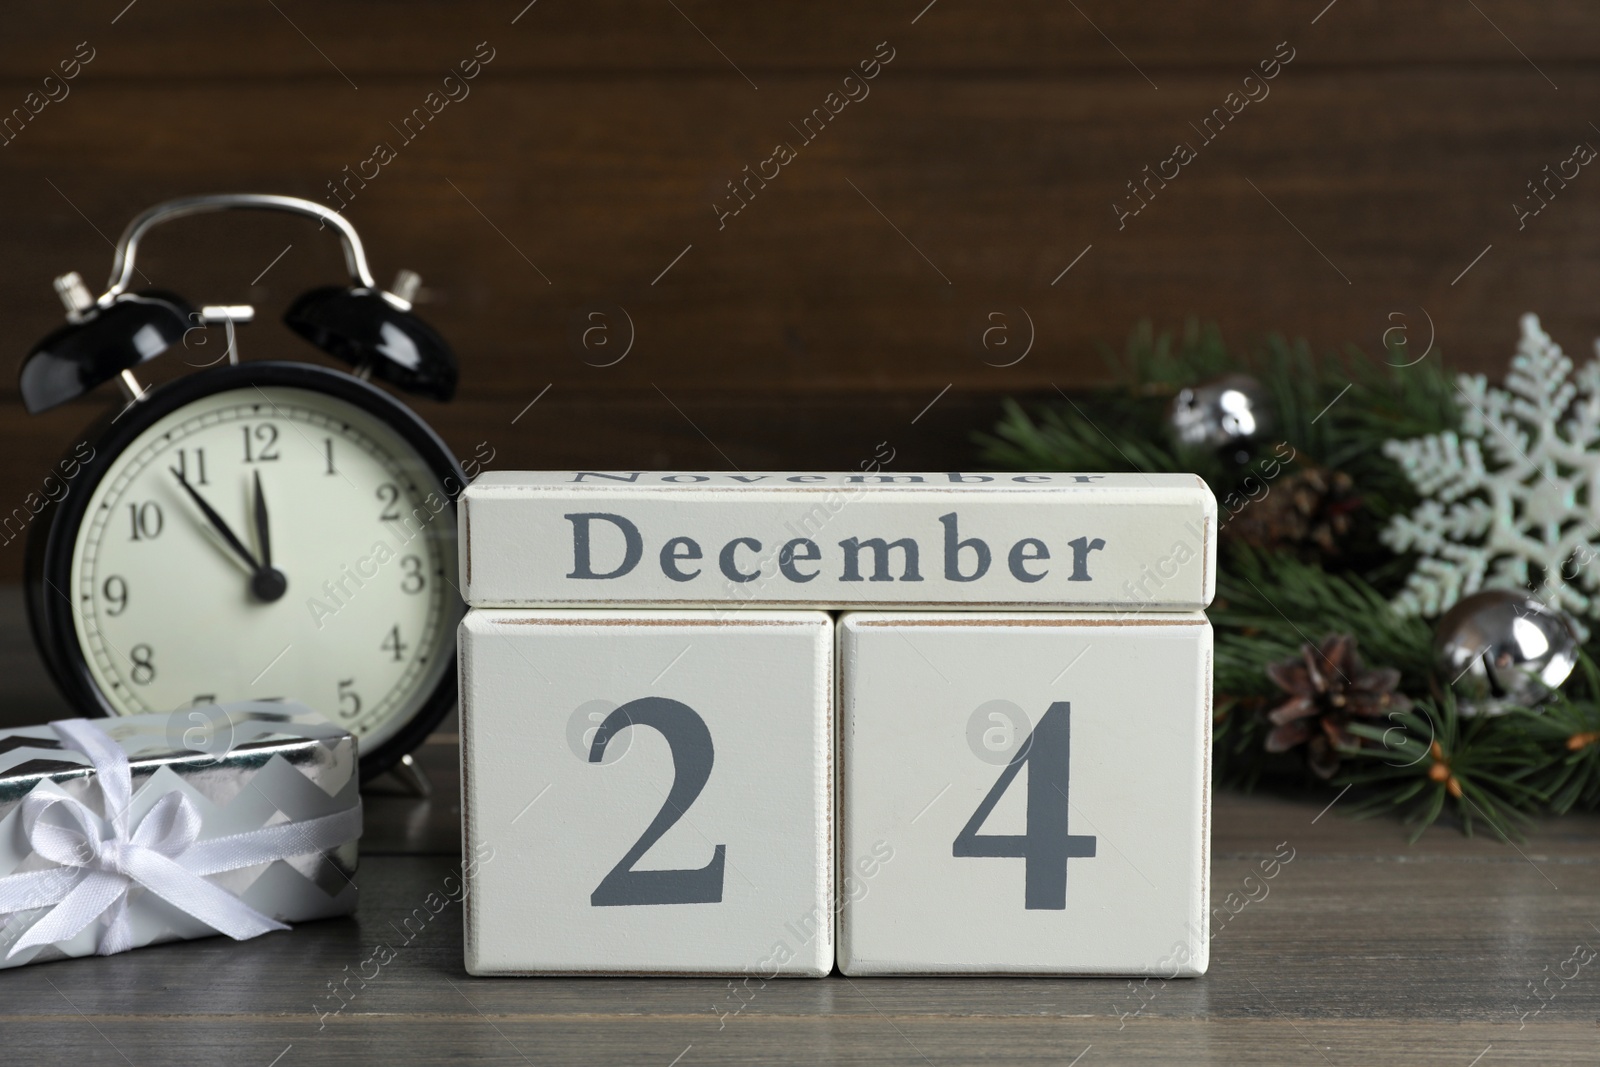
461 471 1215 611
459 609 834 976
837 612 1211 976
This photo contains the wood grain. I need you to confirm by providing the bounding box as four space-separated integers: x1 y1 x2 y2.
2 589 1600 1064
2 70 1597 397
5 780 1600 1064
3 1 1598 76
1 2 1598 584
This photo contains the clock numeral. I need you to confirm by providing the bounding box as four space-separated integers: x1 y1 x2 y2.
241 423 281 463
191 694 217 706
323 437 337 476
337 679 362 719
381 624 410 662
169 447 208 486
129 644 156 686
376 483 403 522
102 575 129 616
127 502 164 541
400 555 426 594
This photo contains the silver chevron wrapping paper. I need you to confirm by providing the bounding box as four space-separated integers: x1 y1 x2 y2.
0 702 360 967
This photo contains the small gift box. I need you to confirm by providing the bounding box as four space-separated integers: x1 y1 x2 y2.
0 702 361 967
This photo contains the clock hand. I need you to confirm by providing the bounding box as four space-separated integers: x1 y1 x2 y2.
173 469 259 571
249 472 288 602
252 470 272 567
170 470 287 602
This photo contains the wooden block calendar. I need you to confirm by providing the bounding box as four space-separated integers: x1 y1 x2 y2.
459 610 834 976
836 612 1212 976
460 470 1215 610
457 471 1216 977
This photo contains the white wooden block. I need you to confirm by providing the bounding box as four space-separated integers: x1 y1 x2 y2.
838 612 1211 976
460 471 1215 611
459 609 834 976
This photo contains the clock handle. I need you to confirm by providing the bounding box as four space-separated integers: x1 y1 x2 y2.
102 194 379 302
20 192 456 411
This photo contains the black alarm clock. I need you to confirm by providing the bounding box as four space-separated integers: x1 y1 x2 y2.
19 194 465 783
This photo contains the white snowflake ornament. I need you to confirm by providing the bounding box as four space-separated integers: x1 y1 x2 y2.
1383 313 1600 626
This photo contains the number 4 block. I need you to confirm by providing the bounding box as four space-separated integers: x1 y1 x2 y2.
459 610 834 976
838 612 1212 976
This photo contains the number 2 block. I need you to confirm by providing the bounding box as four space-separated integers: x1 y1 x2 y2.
838 612 1212 975
459 609 833 975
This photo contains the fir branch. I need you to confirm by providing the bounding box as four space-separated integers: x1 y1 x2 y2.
1508 654 1600 814
1342 697 1546 842
1213 548 1435 697
979 319 1596 840
1212 695 1272 789
977 320 1459 539
981 396 1204 481
1118 319 1240 388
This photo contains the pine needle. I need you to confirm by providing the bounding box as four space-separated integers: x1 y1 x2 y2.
977 319 1581 841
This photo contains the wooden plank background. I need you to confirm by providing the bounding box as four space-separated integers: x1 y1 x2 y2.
3 1 1600 580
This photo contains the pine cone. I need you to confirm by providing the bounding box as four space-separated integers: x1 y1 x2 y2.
1264 633 1412 779
1224 466 1360 558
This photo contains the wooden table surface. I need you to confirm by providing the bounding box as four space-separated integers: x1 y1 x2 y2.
3 591 1599 1065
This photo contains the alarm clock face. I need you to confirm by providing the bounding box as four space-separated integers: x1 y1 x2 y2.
42 364 462 768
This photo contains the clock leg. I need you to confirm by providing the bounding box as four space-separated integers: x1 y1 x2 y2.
366 751 433 797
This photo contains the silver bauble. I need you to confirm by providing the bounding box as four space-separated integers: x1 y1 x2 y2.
1434 589 1580 716
1168 373 1272 451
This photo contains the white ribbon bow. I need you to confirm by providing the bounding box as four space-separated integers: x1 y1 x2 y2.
0 718 361 959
